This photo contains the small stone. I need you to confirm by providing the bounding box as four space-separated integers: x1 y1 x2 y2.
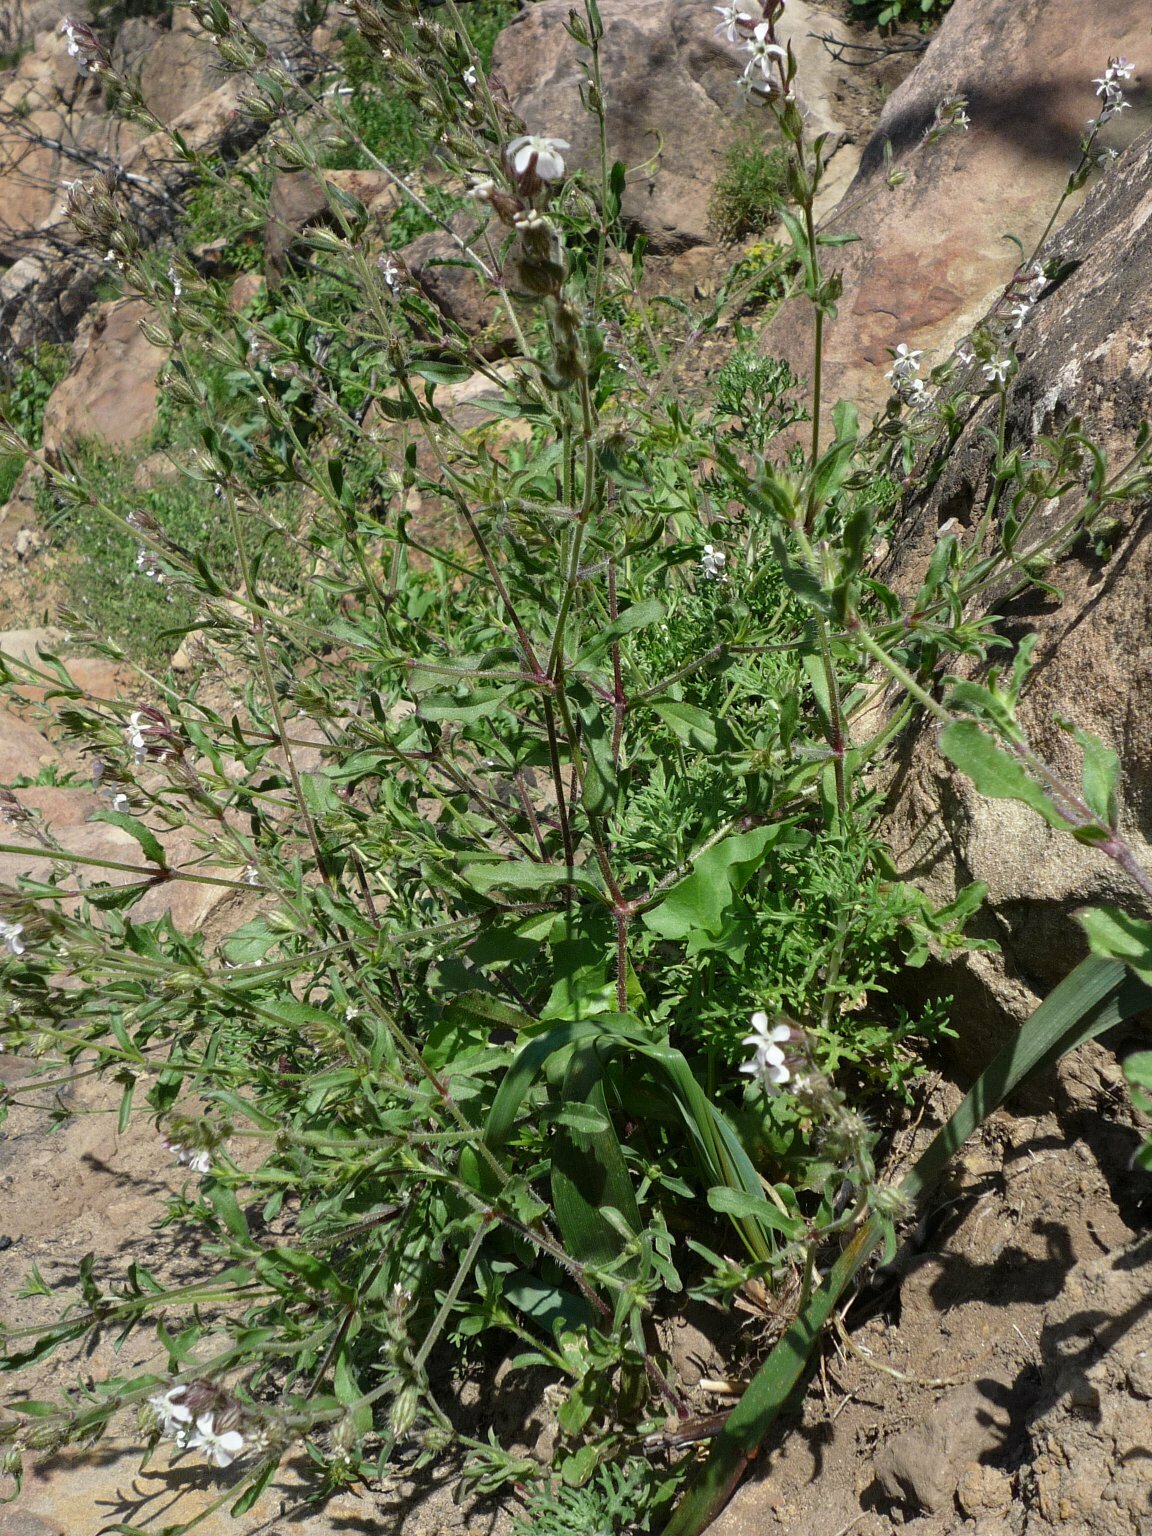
957 1462 1012 1517
1127 1351 1152 1400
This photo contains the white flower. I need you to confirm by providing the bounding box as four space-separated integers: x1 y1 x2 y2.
378 254 401 290
1096 90 1129 125
713 3 750 43
242 863 260 887
135 548 163 582
742 23 786 84
0 921 25 957
884 342 922 382
111 792 130 813
126 710 150 764
167 265 182 301
150 1387 195 1441
1094 57 1135 96
506 134 570 182
513 208 550 232
463 64 477 89
467 176 497 203
1008 298 1032 331
740 1011 792 1092
982 355 1012 385
185 1411 245 1469
166 1140 212 1175
700 543 727 580
59 17 95 75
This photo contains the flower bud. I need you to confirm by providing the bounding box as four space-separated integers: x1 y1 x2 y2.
390 1383 419 1438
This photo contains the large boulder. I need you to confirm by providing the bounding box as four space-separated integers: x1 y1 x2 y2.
491 0 858 252
759 0 1150 423
878 123 1152 1076
40 297 167 453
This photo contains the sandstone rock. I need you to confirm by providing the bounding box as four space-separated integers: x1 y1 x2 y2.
40 297 167 452
878 123 1152 1071
1020 1235 1152 1535
759 0 1151 424
398 215 516 352
0 627 65 665
0 1510 67 1536
0 710 58 783
113 10 227 124
491 0 855 252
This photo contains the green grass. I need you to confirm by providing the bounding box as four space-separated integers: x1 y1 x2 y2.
35 443 302 667
0 345 71 505
709 132 789 244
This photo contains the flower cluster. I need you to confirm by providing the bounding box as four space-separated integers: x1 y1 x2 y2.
59 17 107 78
149 1385 247 1469
740 1011 793 1092
135 549 164 583
124 706 177 766
884 342 926 407
700 544 727 580
1092 57 1134 125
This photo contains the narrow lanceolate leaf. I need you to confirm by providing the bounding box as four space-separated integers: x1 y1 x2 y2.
660 955 1152 1536
939 720 1067 828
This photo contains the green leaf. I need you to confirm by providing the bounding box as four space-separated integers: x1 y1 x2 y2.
706 1186 803 1237
574 598 665 666
410 361 472 386
485 1019 608 1151
939 721 1066 828
207 1183 250 1243
1064 721 1119 827
460 859 605 902
229 1459 278 1519
503 1270 593 1335
642 825 785 942
417 686 515 723
90 811 166 867
650 700 723 752
551 1055 642 1272
1078 906 1152 984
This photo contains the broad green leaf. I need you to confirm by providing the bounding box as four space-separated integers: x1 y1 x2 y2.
651 699 723 752
642 825 784 941
706 1186 803 1237
460 859 605 902
1064 721 1119 827
551 1055 641 1272
503 1270 593 1335
574 598 665 666
417 686 514 723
